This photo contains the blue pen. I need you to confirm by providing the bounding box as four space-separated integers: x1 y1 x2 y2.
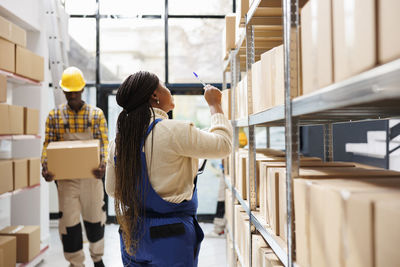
193 72 206 87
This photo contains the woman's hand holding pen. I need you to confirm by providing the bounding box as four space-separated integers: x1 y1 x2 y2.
203 84 223 115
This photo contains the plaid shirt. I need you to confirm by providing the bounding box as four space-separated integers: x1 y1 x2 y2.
41 103 109 165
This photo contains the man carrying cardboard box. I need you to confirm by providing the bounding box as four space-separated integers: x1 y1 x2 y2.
41 67 109 267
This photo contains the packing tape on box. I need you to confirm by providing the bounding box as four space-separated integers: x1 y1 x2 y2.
10 225 24 234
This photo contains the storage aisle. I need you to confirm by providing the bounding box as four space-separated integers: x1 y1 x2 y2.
38 224 227 267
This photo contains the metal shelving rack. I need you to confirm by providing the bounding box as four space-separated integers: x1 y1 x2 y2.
222 0 400 266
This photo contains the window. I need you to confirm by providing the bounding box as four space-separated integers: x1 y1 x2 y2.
168 19 224 83
68 18 96 83
169 0 232 15
100 18 165 83
100 0 164 15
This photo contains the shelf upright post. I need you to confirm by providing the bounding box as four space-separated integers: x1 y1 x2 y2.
323 124 334 161
266 127 271 148
245 16 257 267
283 0 300 266
230 49 240 267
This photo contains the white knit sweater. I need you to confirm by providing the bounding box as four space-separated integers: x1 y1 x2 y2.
105 107 232 203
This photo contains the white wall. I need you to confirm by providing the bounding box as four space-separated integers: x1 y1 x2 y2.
0 0 51 243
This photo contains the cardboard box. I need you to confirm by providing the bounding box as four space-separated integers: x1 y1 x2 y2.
222 89 231 120
0 103 10 134
378 0 400 64
301 0 334 95
13 158 28 190
222 14 236 60
262 249 284 267
47 140 100 180
15 46 44 82
0 236 16 267
0 74 6 103
333 0 377 82
0 16 26 47
225 189 233 233
0 160 13 194
251 60 263 114
252 234 269 267
237 0 250 26
345 191 400 267
274 45 286 105
9 105 24 135
28 158 40 186
24 108 39 135
236 76 248 119
261 50 274 111
294 178 400 267
271 162 355 242
0 226 40 263
10 23 26 47
0 38 15 73
375 201 400 267
226 232 234 267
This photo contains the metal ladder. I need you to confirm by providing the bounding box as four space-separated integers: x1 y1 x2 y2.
45 0 69 107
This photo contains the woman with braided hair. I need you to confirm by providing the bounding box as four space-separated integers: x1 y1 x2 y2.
105 71 232 266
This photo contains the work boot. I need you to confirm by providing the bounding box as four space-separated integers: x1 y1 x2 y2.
94 260 105 267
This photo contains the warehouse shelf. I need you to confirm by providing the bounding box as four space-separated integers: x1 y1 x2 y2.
224 175 288 267
0 69 42 86
16 244 49 267
0 184 41 200
223 0 400 266
239 58 400 126
0 135 41 140
250 212 288 266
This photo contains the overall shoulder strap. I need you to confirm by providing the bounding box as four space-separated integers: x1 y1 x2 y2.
114 118 163 164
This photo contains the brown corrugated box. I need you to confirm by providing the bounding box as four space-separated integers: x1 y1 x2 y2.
295 178 400 267
378 0 400 64
13 158 28 190
375 200 400 267
0 16 26 47
222 14 236 60
301 0 334 95
0 226 40 263
9 105 24 135
221 89 231 120
262 249 284 266
0 38 15 73
24 107 39 135
0 160 13 194
252 234 269 267
0 74 6 103
47 140 100 180
28 158 40 186
333 0 377 82
251 60 264 114
0 103 10 134
16 46 44 82
346 191 400 267
0 236 16 267
274 45 286 105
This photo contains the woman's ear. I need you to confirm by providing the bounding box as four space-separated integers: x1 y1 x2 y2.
150 93 158 101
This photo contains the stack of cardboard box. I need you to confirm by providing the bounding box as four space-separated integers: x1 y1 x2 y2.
0 104 39 135
0 225 40 264
301 0 400 96
0 16 43 81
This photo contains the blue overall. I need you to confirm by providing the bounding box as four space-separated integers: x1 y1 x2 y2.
119 119 204 267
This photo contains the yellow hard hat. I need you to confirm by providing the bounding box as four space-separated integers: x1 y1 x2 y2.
59 67 86 92
239 127 248 148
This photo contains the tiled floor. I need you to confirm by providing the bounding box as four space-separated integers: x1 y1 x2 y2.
37 223 226 267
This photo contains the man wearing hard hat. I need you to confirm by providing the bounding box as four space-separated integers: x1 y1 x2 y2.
41 67 109 267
